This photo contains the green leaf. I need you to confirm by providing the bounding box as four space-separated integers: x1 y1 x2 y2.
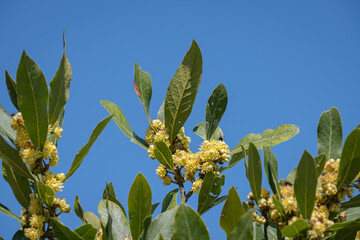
157 101 165 122
267 224 279 240
152 203 160 214
326 217 360 232
134 63 152 124
286 166 297 184
205 83 228 140
128 173 152 240
100 100 148 149
48 51 72 125
16 51 48 151
192 122 224 140
247 143 262 203
342 196 360 209
74 224 97 240
220 186 244 235
0 135 34 180
315 154 326 177
162 189 178 213
317 107 342 160
337 128 360 189
0 105 16 144
231 124 299 155
83 212 101 231
98 200 131 239
281 219 309 238
0 202 25 224
103 182 126 217
36 181 55 206
333 228 359 240
153 141 174 171
220 152 243 172
164 40 203 144
174 204 210 240
74 195 84 221
263 147 281 196
345 207 360 221
253 222 264 240
272 196 286 218
294 150 317 219
65 115 112 180
197 172 225 215
12 230 30 240
2 162 31 208
52 218 84 240
5 71 19 111
144 206 178 240
228 210 253 240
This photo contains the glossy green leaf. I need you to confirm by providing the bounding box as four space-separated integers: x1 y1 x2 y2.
153 141 174 171
128 173 152 240
205 83 227 140
83 212 101 231
231 124 299 154
174 204 210 240
134 63 152 123
228 210 253 240
345 207 360 221
342 195 360 209
197 172 225 215
272 196 286 218
192 122 224 140
74 224 97 240
52 218 84 240
65 115 112 180
315 154 326 177
98 200 131 239
48 51 72 125
144 206 178 240
253 222 264 240
157 101 165 121
0 105 16 144
5 70 19 111
151 203 160 214
36 181 55 206
247 143 262 203
220 186 244 235
74 195 84 221
12 230 30 240
0 135 34 180
164 40 202 144
317 107 342 160
263 146 281 196
101 100 148 149
0 202 25 224
337 128 360 189
2 162 31 208
281 219 309 238
326 217 360 232
333 228 358 240
16 51 48 151
162 189 178 212
103 182 126 217
294 150 317 219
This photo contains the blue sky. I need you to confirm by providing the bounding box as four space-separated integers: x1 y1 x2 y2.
1 1 360 239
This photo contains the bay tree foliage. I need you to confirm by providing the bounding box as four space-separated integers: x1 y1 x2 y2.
0 39 360 240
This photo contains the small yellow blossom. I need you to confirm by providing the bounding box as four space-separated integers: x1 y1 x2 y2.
29 214 45 228
156 165 167 179
53 197 71 213
54 127 63 139
163 176 172 186
191 179 203 193
24 227 43 240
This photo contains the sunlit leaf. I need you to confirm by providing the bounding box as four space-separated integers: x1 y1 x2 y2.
83 212 101 231
228 210 253 240
36 181 55 206
74 195 84 221
192 122 224 140
74 224 97 240
103 182 126 217
315 154 326 177
144 206 178 240
281 219 309 238
0 105 16 144
134 63 152 123
162 189 178 213
52 219 83 240
153 141 174 171
157 101 165 122
220 186 244 235
0 202 25 225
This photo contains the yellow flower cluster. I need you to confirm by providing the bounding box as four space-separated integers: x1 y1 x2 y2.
191 179 203 193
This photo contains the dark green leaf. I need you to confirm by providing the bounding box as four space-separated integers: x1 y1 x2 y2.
0 202 25 224
74 195 84 221
103 182 126 217
205 83 228 140
242 201 250 212
101 100 148 149
134 63 152 123
281 219 309 238
231 124 299 155
12 230 30 240
36 181 55 206
0 105 16 144
48 51 72 125
162 189 178 212
2 162 31 208
74 224 97 240
220 186 244 235
16 51 48 151
197 172 225 215
315 154 326 177
192 122 224 140
228 210 253 240
326 217 360 232
83 212 101 231
174 204 210 240
144 206 178 240
98 200 131 239
0 135 34 180
153 141 174 171
342 196 360 210
337 128 360 189
334 228 358 240
128 173 152 240
272 196 286 218
157 101 165 122
140 215 152 240
65 115 112 180
247 143 262 203
152 203 160 214
164 40 203 144
294 150 317 219
263 147 281 196
52 219 84 240
317 107 342 160
211 195 227 209
5 70 19 111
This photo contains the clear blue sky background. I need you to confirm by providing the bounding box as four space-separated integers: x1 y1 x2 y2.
1 1 360 239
